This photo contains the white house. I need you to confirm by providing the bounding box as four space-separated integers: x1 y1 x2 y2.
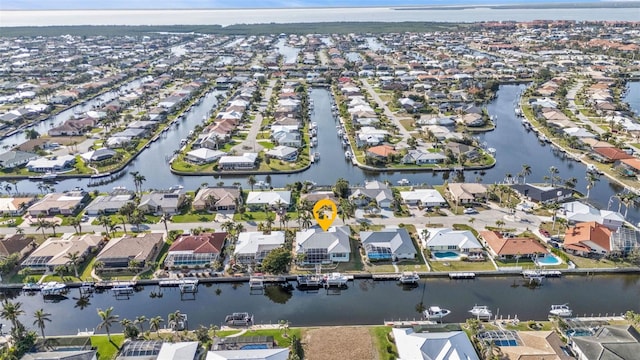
234 231 285 264
245 191 291 210
206 348 289 360
218 153 258 170
392 328 480 360
419 227 484 254
296 226 351 264
560 201 625 230
400 189 447 207
360 228 417 261
185 148 226 164
26 155 76 173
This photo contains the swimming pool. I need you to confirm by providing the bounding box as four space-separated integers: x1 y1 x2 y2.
433 251 461 260
535 254 562 266
241 344 269 350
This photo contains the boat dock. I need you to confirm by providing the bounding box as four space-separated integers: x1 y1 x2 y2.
372 274 401 281
522 270 562 278
159 278 199 287
96 280 136 289
449 272 476 279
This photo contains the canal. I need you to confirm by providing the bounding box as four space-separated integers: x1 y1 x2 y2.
4 84 640 224
1 274 639 335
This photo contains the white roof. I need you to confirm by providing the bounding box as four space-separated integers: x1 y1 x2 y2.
219 153 258 165
421 228 483 250
246 191 291 206
392 328 480 360
157 341 199 360
235 231 285 256
561 201 625 225
187 148 226 160
26 154 75 169
296 226 351 254
206 348 289 360
400 189 446 205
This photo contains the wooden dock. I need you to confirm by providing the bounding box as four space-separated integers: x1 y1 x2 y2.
522 270 561 278
96 280 136 289
372 274 400 281
449 272 476 279
159 278 199 287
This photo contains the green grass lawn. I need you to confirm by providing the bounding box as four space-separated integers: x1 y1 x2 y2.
333 238 364 273
171 212 217 223
370 326 398 360
240 328 301 348
428 260 496 272
91 334 124 360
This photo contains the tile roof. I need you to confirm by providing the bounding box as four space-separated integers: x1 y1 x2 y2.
480 231 547 256
564 221 612 253
168 233 227 254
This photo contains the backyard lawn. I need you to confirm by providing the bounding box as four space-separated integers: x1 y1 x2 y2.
91 335 125 360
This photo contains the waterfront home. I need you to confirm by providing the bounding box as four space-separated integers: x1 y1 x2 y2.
192 187 241 212
510 184 573 204
360 228 417 261
357 128 389 148
392 328 479 360
446 183 488 204
480 230 548 259
0 196 36 216
156 341 199 360
299 191 339 204
206 348 289 360
27 190 89 216
0 150 38 169
592 146 634 164
165 232 227 268
218 152 258 170
400 189 447 208
185 148 226 164
48 118 97 136
420 227 483 254
563 221 612 256
96 232 164 268
117 339 163 359
481 330 571 360
234 231 285 264
401 149 447 165
620 158 640 178
295 226 351 264
80 148 117 163
22 350 97 360
560 201 624 230
272 130 302 148
350 181 394 209
265 145 298 162
610 227 640 256
138 189 186 215
245 191 291 211
0 234 35 261
570 325 640 360
445 142 479 159
26 154 76 173
22 234 104 271
84 190 135 215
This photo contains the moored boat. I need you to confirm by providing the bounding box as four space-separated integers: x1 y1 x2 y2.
225 312 254 326
398 271 420 284
423 306 451 320
40 281 66 296
469 305 492 320
549 304 572 317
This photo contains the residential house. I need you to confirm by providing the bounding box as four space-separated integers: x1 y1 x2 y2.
265 146 298 162
350 181 394 209
401 149 446 165
245 191 291 210
360 228 417 261
0 197 36 216
485 330 572 360
571 325 640 360
560 201 624 230
80 148 117 163
164 232 227 268
218 153 258 170
510 184 573 204
21 350 97 360
234 231 285 264
0 234 35 261
84 190 134 215
446 183 488 204
26 155 76 173
563 221 612 256
206 349 289 360
22 234 104 271
96 233 164 268
117 339 163 360
610 227 640 256
156 342 200 360
192 187 241 212
445 142 479 159
296 226 351 264
620 158 640 177
420 228 483 254
185 148 226 164
400 189 447 208
27 190 89 216
480 230 548 259
592 147 634 163
138 189 186 215
0 150 38 169
299 191 339 204
392 328 479 360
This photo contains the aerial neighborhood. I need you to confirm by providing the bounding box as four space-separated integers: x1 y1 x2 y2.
0 14 639 360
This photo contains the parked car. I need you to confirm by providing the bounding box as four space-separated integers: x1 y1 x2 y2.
539 229 551 237
463 208 478 214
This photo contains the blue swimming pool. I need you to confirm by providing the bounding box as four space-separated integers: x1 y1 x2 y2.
433 251 460 259
493 340 518 346
535 254 562 266
241 344 268 350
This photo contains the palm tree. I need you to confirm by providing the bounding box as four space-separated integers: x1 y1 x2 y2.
69 217 82 234
97 307 119 342
160 213 170 235
300 211 312 230
548 166 559 187
130 171 146 195
1 300 24 329
168 310 183 333
520 164 532 184
585 173 600 199
135 315 147 333
35 216 49 237
622 193 638 219
495 219 505 230
149 316 164 335
33 309 52 339
64 251 81 278
247 175 257 191
48 221 59 237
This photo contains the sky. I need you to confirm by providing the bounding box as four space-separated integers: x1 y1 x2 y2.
0 0 611 10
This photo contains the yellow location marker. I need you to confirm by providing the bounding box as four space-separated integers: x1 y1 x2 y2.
313 199 338 231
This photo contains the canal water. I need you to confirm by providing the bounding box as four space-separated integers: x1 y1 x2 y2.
4 84 640 223
2 274 639 335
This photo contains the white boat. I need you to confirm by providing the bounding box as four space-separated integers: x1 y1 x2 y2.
423 306 451 320
345 151 352 159
40 281 66 295
22 283 40 291
225 312 254 326
180 139 188 145
549 304 572 317
310 154 315 163
487 147 496 155
42 173 58 181
397 179 410 186
586 164 603 174
469 305 492 320
324 272 349 287
314 152 320 161
112 284 134 296
311 122 318 129
398 271 420 284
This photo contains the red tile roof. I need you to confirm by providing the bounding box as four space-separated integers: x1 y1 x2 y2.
593 147 633 161
564 222 611 253
168 232 227 254
480 230 547 256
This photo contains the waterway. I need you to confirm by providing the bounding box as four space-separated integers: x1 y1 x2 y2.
625 81 640 117
275 39 300 65
2 274 639 335
4 84 640 224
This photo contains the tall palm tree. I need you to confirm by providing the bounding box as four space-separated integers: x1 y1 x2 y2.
160 213 169 235
33 309 52 339
247 175 257 191
64 251 81 278
622 193 638 219
149 316 164 335
135 316 147 332
130 171 141 193
585 173 600 199
168 310 183 333
548 166 559 187
520 164 532 184
68 217 82 234
300 211 313 230
97 307 119 342
1 300 24 329
48 221 59 237
35 217 49 237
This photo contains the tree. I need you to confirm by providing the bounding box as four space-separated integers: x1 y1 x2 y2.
64 251 81 278
120 318 139 339
35 216 49 237
279 319 290 338
622 192 638 218
1 300 25 329
585 172 600 199
247 175 257 191
261 247 292 274
333 178 350 199
495 219 505 229
97 307 119 342
520 164 532 184
24 129 40 140
48 221 59 237
119 202 136 234
548 166 559 187
130 171 146 195
68 217 82 235
149 316 164 335
33 309 52 339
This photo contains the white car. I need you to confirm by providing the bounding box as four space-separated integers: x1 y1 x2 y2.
463 208 478 214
